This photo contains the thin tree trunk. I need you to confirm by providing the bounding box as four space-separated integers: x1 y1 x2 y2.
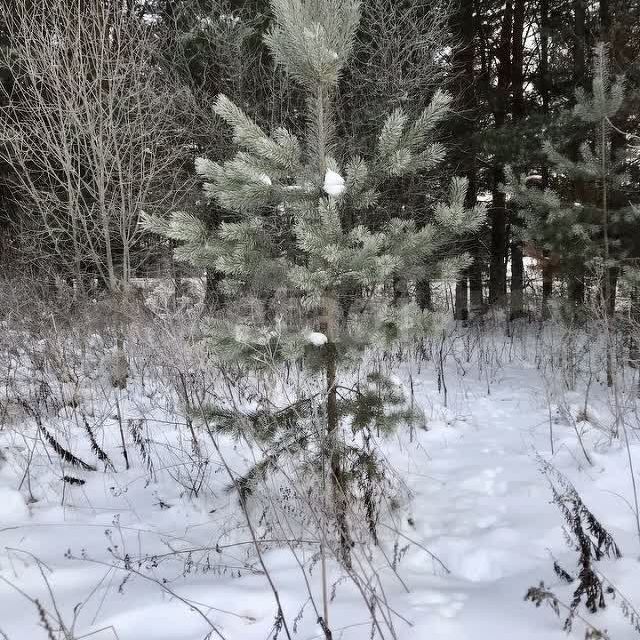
540 0 552 316
489 174 508 306
416 278 433 311
455 275 469 322
575 0 586 86
469 249 484 315
451 0 479 319
599 0 610 40
509 0 526 320
316 73 350 566
541 252 553 315
204 269 225 311
321 296 351 568
393 276 409 305
629 286 640 370
489 0 512 307
510 241 524 319
569 275 585 307
569 0 587 310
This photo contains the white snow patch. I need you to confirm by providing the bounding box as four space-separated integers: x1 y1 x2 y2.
323 169 345 196
194 157 217 177
0 486 28 523
305 331 328 346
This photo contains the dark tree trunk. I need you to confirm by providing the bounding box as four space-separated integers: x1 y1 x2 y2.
392 276 409 305
204 269 225 311
453 275 469 322
451 0 479 320
510 241 524 320
569 275 585 307
510 0 525 119
605 266 618 318
569 0 587 309
575 0 586 86
455 275 469 323
489 0 513 307
489 171 508 306
509 0 526 320
629 287 640 372
416 278 433 311
540 0 552 316
469 247 484 315
599 0 610 39
541 252 553 316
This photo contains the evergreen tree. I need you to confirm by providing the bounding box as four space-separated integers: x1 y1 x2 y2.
144 0 484 564
509 43 640 386
509 43 639 317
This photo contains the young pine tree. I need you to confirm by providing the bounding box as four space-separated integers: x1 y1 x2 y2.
143 0 484 564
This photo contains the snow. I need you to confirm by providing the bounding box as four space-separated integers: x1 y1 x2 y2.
0 485 29 523
1 327 639 640
194 156 214 176
305 330 328 346
323 168 345 196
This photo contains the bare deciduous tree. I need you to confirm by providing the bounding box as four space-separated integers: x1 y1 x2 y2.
0 0 193 291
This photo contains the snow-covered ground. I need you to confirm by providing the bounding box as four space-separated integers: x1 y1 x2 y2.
1 325 639 640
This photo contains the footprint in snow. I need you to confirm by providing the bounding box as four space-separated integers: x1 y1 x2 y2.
459 467 507 496
409 591 467 619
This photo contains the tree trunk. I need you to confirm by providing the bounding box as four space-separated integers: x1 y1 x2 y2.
416 278 433 311
469 249 484 315
509 0 526 320
321 296 351 567
569 275 585 307
451 0 480 318
629 287 640 371
455 275 469 322
599 0 610 40
489 0 512 307
392 276 409 305
540 0 552 316
575 0 586 87
489 174 508 306
204 269 225 311
510 241 524 320
511 0 526 119
605 266 618 318
569 0 587 310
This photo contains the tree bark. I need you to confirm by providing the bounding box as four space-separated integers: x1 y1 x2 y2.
509 0 526 320
599 0 610 40
569 0 587 309
629 287 640 371
489 173 508 306
451 0 479 319
540 0 552 316
204 269 225 311
455 275 469 322
469 246 484 315
510 241 524 319
321 296 351 568
416 278 433 311
489 0 513 307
